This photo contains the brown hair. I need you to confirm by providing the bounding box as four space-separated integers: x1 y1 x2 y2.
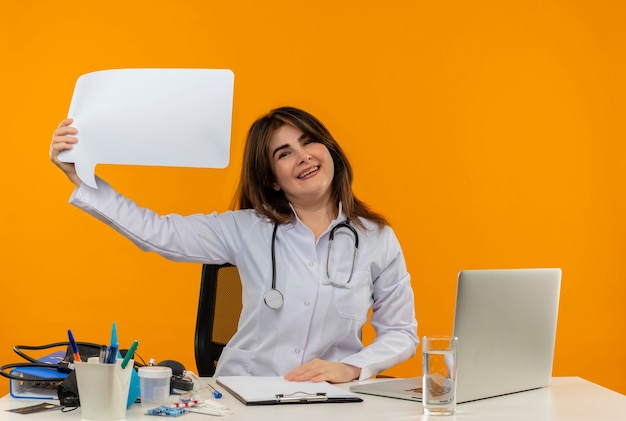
233 106 388 229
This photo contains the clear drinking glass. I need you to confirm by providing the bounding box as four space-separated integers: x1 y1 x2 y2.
422 336 458 416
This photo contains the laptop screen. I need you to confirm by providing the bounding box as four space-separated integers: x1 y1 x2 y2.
453 268 561 402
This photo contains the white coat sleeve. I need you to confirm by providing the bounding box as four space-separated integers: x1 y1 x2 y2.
68 176 240 264
339 228 419 380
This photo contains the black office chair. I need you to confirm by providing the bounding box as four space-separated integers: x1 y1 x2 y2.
194 263 242 376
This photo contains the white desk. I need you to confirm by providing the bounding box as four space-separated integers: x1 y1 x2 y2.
1 377 625 421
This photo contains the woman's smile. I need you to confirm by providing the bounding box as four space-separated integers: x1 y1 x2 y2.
298 165 320 179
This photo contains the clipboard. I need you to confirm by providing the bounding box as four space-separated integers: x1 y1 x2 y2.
216 376 363 405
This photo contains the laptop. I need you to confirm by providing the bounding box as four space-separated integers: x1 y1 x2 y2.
350 268 561 403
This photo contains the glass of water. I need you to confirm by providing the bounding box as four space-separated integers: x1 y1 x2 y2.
422 336 458 416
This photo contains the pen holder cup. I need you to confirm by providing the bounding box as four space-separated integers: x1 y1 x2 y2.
74 358 134 421
138 366 172 405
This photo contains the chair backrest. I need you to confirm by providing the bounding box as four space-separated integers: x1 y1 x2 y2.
194 263 242 376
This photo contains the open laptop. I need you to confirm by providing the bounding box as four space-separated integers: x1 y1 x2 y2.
350 268 561 403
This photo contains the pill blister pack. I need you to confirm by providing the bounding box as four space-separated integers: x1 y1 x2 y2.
187 399 234 416
145 399 233 417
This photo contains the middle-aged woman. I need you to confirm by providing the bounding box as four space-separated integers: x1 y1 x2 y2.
50 106 418 383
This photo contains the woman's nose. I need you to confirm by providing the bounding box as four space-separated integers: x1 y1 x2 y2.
296 148 312 164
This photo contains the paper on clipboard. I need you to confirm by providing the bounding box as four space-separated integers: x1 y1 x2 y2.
58 68 234 189
216 376 363 405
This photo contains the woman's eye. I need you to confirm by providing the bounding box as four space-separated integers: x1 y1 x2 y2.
278 151 290 159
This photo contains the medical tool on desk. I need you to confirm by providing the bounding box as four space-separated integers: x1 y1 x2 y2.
264 221 360 309
207 382 222 398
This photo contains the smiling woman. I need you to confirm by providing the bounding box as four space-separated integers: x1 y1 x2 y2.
269 124 336 235
236 107 391 233
49 106 419 384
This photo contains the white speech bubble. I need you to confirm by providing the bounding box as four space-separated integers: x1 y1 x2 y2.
59 68 234 188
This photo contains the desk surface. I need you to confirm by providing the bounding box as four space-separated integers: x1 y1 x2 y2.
2 377 625 421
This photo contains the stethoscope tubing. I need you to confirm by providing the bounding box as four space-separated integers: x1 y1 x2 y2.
263 224 284 309
326 222 359 288
264 221 359 310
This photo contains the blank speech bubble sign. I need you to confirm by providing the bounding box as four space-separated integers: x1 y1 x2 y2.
59 68 235 188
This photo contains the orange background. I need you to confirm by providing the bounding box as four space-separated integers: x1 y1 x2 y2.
1 0 624 396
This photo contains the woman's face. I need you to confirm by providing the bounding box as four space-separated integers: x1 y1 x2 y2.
268 124 335 207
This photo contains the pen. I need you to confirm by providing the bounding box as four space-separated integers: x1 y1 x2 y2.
67 329 81 363
121 340 139 369
105 343 118 364
207 383 222 399
98 345 108 363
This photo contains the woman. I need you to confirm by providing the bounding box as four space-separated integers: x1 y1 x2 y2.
50 106 418 383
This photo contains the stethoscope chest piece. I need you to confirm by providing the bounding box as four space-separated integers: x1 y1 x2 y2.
264 288 284 310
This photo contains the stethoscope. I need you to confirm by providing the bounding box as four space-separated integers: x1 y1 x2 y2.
263 221 360 310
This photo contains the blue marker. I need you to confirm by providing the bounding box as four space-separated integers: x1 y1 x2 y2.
106 343 118 364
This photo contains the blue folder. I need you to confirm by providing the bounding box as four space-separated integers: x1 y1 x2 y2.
9 350 68 399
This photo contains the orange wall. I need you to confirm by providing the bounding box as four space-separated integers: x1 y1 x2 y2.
1 0 624 396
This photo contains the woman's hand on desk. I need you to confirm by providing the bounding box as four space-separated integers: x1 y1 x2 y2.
284 359 361 384
50 118 82 187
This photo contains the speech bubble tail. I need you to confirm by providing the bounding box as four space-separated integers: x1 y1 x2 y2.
75 161 98 189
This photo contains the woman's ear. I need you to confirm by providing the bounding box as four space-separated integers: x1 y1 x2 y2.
272 182 280 191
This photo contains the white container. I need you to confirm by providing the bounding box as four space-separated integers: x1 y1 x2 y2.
138 366 172 405
74 359 134 421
